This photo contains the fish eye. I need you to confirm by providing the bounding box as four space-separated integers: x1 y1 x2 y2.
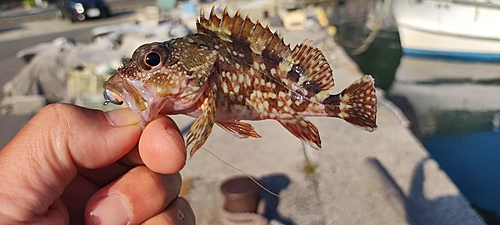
136 44 168 70
145 52 161 67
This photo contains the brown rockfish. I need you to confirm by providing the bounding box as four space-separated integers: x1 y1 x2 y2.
103 7 377 157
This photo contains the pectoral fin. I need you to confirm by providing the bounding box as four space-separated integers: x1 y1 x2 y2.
186 85 217 158
278 118 321 149
216 121 261 138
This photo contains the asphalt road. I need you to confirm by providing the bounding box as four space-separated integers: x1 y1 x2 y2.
0 0 155 30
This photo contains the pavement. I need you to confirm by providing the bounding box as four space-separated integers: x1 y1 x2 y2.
0 2 487 225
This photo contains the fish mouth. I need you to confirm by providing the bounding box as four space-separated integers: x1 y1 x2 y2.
103 76 158 128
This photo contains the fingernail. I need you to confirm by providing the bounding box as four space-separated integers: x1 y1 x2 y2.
91 194 132 225
105 108 138 127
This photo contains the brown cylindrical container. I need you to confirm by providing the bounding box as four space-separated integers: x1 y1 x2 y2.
220 176 261 213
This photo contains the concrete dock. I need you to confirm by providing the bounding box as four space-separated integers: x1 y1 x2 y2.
0 3 486 225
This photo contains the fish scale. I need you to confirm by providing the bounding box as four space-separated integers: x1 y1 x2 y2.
103 7 378 157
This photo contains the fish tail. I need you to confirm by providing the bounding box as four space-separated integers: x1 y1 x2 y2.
323 75 377 131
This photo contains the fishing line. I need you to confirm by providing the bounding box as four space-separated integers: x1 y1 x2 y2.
200 146 341 225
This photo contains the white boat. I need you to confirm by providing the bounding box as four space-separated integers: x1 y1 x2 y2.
392 0 500 61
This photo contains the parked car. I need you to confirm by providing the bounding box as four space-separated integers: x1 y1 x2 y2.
56 0 111 22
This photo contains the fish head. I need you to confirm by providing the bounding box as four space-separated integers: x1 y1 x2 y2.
103 41 210 127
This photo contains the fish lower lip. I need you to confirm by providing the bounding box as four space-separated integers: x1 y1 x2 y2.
103 89 124 105
103 99 124 106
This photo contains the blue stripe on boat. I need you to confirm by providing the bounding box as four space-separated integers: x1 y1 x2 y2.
403 48 500 62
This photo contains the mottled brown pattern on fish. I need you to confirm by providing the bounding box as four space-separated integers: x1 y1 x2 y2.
103 7 378 157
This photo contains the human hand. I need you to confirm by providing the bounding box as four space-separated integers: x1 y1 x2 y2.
0 103 195 225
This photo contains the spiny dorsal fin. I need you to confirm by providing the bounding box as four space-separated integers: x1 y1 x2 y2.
197 7 335 100
196 6 291 58
288 40 335 91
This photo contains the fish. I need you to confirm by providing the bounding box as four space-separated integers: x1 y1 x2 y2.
103 7 378 158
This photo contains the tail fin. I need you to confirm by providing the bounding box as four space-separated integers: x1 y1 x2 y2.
324 75 377 131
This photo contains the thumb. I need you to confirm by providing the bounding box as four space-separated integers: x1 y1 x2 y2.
0 103 141 223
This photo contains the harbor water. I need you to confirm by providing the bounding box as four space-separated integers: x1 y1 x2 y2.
338 28 500 224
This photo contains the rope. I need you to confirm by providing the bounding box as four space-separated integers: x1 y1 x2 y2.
350 0 392 55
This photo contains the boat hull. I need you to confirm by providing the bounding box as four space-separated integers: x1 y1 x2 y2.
393 0 500 61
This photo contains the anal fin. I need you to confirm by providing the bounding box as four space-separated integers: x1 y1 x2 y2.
278 118 321 150
216 121 261 138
